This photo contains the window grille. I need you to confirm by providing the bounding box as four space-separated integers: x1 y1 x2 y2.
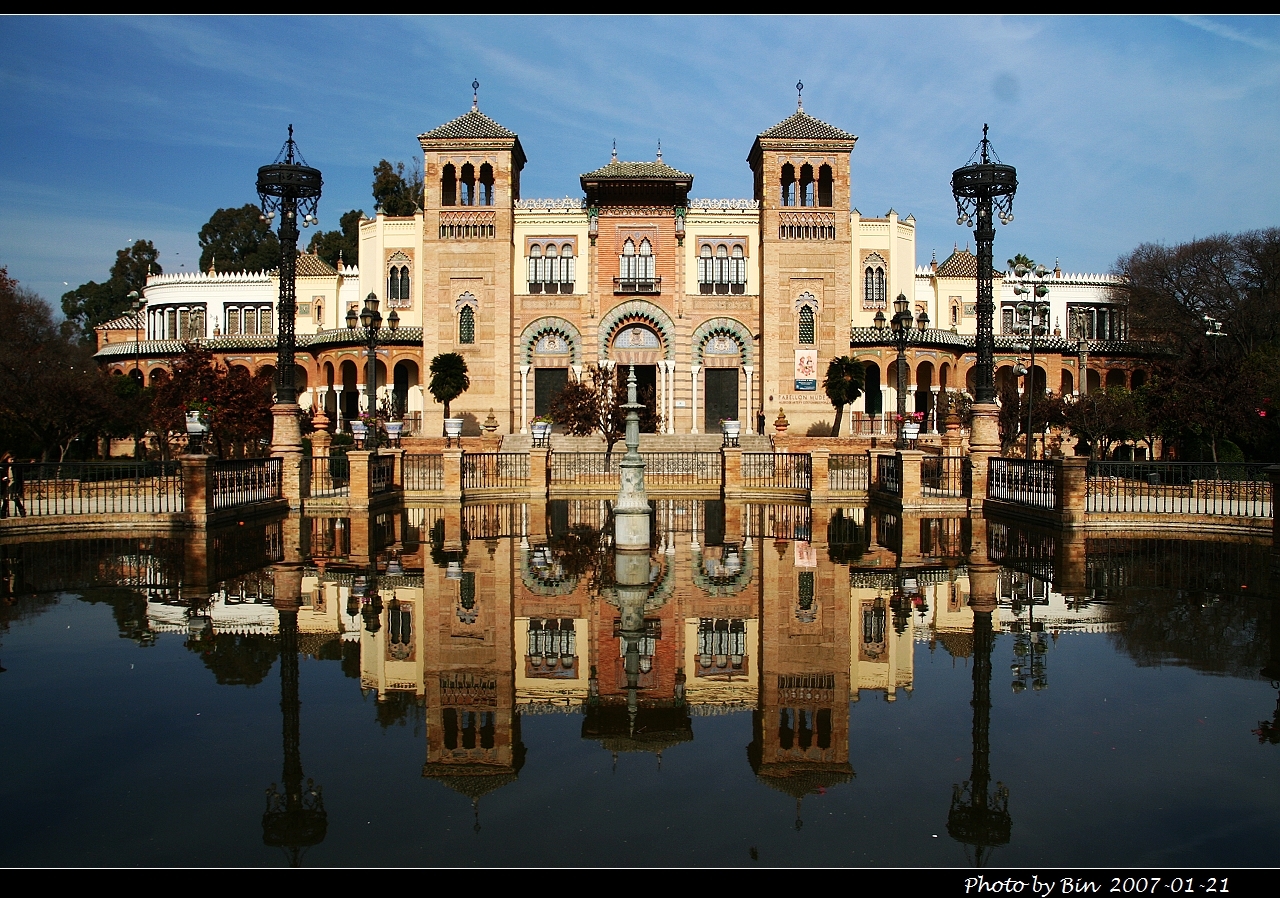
799 305 815 345
459 305 475 344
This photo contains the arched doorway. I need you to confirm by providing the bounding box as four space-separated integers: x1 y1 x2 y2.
610 323 662 432
863 362 882 415
393 359 420 422
340 360 359 423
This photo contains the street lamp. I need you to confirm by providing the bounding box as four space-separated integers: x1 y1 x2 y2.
257 125 322 454
875 293 921 448
127 290 143 378
346 292 399 450
952 125 1017 408
1012 264 1051 459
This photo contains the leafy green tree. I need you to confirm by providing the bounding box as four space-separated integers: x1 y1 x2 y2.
1007 253 1036 271
549 365 660 460
372 159 424 216
1 268 115 460
150 344 273 458
60 239 161 344
821 356 865 437
307 209 365 268
428 352 470 427
198 204 280 274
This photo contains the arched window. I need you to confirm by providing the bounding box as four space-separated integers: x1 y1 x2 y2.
458 305 475 344
800 164 815 207
699 245 713 294
731 246 746 294
441 163 457 206
799 305 815 345
561 244 575 294
387 264 411 305
314 301 323 329
544 244 559 294
715 244 730 294
527 244 542 293
620 238 636 280
780 163 796 206
863 257 887 309
818 164 833 207
460 162 475 206
639 239 654 280
479 162 494 206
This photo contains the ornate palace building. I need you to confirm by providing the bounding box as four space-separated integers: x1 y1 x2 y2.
97 96 1145 438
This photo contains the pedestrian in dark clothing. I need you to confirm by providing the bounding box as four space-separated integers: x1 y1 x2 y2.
9 459 25 517
0 453 10 519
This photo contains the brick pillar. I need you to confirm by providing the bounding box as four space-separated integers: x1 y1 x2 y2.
1266 464 1280 551
442 448 463 501
526 499 547 544
347 451 372 504
899 449 923 506
180 454 212 527
968 402 1000 501
1057 457 1088 527
722 446 743 498
810 448 830 503
529 447 549 499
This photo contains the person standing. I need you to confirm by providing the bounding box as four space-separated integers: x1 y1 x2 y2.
0 453 10 519
9 458 25 517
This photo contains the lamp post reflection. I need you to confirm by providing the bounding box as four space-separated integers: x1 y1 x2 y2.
262 565 326 867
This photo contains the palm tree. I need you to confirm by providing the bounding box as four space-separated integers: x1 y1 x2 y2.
1007 253 1035 272
822 356 866 437
428 353 470 432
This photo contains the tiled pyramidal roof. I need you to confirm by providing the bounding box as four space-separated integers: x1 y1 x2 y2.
419 109 518 141
756 111 856 142
579 159 694 181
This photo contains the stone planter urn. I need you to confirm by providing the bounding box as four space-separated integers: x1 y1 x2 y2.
721 419 741 447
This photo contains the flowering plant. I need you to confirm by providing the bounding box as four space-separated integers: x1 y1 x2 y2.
894 412 924 424
530 414 554 425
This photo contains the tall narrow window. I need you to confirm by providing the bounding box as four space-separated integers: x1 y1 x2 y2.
780 163 796 206
620 239 636 280
799 305 815 345
399 267 410 303
459 305 475 344
441 163 457 206
460 162 475 206
731 245 746 294
715 244 730 294
638 238 654 281
260 307 272 334
818 164 833 207
243 308 257 336
479 162 494 206
561 244 575 294
227 308 240 335
800 164 815 207
544 244 559 294
699 245 714 294
527 245 542 293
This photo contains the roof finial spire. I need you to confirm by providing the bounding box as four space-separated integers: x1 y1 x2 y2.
656 139 662 161
611 139 617 163
472 79 479 111
981 123 990 164
796 80 804 111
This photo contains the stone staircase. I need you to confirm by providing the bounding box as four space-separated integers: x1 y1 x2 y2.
500 432 773 453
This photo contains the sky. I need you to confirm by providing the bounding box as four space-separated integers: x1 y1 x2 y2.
2 15 1278 313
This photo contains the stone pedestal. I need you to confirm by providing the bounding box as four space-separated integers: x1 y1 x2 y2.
810 448 830 503
272 402 304 510
529 447 549 498
1057 458 1088 527
899 450 923 506
967 402 1001 501
721 446 743 499
442 448 463 501
180 454 212 527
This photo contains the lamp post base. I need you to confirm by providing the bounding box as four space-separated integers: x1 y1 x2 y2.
271 401 304 509
967 402 1001 502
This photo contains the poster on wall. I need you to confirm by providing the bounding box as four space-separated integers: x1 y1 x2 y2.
794 349 817 391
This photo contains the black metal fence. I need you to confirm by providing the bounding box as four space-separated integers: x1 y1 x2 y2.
7 461 183 516
371 455 395 495
403 454 443 491
988 458 1058 510
921 455 968 498
743 453 812 489
304 455 349 498
1086 461 1272 517
876 454 902 497
462 453 530 490
549 452 720 486
211 458 282 510
828 454 870 492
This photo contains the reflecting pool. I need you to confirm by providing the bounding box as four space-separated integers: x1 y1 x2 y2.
1 501 1278 867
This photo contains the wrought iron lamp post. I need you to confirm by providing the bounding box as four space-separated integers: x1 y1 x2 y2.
1012 264 1050 459
952 126 1017 477
346 293 399 451
875 293 921 449
257 126 322 457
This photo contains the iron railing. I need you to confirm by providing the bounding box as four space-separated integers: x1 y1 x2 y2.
7 461 183 516
743 453 812 490
828 454 871 492
403 454 443 491
211 458 282 510
549 452 720 486
371 455 395 495
463 453 530 490
921 455 969 498
304 455 349 498
1086 461 1272 517
988 458 1058 510
876 454 902 497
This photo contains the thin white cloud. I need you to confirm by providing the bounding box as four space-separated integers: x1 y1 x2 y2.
1177 15 1280 53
